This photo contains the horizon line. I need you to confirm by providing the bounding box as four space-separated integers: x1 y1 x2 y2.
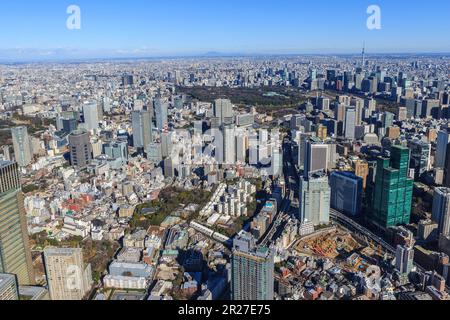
1 51 450 64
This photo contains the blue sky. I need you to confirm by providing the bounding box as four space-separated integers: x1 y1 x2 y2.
0 0 449 60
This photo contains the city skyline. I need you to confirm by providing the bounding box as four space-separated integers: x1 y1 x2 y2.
1 0 450 61
1 0 450 306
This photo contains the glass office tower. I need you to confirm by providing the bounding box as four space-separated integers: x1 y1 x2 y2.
369 146 413 229
0 161 35 285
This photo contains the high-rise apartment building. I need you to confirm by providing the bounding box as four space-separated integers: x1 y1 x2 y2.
11 126 32 167
235 131 247 164
368 146 413 229
154 98 168 131
0 161 35 285
395 245 414 275
82 101 99 131
132 110 153 152
43 248 93 300
231 231 274 300
68 130 92 169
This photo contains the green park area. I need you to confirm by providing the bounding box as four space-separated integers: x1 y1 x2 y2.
130 187 213 230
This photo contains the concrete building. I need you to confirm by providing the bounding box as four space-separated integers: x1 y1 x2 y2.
103 141 128 168
132 110 153 152
231 231 274 300
213 99 233 125
303 137 328 178
43 248 93 300
299 171 331 226
11 126 32 167
344 106 356 140
68 130 92 169
154 98 168 131
223 125 236 165
82 101 100 131
432 187 450 239
408 139 431 179
0 274 19 300
395 245 414 275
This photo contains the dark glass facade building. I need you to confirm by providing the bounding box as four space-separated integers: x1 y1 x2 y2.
368 146 413 229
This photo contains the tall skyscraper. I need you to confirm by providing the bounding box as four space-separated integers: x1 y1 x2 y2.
11 126 32 167
0 161 35 285
160 132 172 158
213 99 233 125
154 98 168 131
303 137 328 178
223 125 236 165
231 231 274 300
43 248 93 300
132 110 153 152
395 245 414 275
271 147 283 177
330 171 363 217
235 131 247 164
68 130 92 169
299 171 331 226
82 101 99 131
408 139 431 179
0 274 19 300
344 106 356 140
436 130 450 169
432 187 450 239
368 146 413 229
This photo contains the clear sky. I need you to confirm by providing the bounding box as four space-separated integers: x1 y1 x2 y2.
1 0 449 60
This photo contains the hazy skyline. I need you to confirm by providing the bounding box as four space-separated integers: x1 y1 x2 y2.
1 0 450 61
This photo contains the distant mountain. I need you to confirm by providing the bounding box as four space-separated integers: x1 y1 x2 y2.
202 51 248 57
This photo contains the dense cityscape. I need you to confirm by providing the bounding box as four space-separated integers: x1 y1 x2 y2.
0 51 449 302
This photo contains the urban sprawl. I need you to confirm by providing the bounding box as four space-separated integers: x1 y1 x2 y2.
1 53 450 301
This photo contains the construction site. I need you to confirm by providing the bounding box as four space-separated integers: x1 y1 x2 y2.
293 227 389 273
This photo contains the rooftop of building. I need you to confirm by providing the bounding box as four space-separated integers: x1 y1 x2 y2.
43 247 82 256
0 160 15 169
0 274 16 289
